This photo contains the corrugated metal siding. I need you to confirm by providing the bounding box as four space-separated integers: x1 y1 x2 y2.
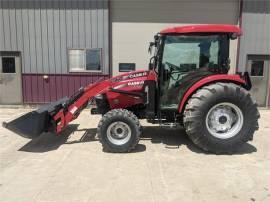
0 0 109 103
111 0 239 24
238 0 270 71
0 0 109 74
243 0 270 14
22 74 109 103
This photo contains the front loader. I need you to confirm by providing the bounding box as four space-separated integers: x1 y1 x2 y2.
3 24 260 154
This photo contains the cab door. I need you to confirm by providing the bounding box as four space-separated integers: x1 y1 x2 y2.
0 52 22 104
159 35 221 111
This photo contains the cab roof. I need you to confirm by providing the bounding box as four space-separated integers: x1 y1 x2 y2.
159 24 242 35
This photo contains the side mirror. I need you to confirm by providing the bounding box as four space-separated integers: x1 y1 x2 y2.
148 56 156 70
148 42 155 54
230 33 238 40
149 62 154 70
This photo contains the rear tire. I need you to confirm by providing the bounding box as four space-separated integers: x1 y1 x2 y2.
97 109 141 153
183 82 260 154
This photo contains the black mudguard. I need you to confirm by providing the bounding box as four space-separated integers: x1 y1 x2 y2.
242 71 252 90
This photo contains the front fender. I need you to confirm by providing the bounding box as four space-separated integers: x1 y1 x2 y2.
178 74 246 113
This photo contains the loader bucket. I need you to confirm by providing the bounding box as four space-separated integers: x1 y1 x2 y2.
2 110 50 139
2 97 69 139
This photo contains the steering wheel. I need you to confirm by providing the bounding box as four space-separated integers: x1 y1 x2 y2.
165 62 181 81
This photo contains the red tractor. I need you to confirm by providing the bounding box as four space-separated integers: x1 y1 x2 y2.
3 24 260 154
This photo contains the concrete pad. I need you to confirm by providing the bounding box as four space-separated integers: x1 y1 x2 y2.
0 108 270 202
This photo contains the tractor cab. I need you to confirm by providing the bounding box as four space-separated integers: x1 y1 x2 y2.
148 24 242 117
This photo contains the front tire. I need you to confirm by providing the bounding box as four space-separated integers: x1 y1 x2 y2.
183 82 260 154
97 109 141 153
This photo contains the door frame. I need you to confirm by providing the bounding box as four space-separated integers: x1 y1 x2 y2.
266 60 270 108
0 51 23 104
246 54 270 108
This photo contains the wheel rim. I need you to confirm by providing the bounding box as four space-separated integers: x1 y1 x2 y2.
206 102 244 139
106 121 131 145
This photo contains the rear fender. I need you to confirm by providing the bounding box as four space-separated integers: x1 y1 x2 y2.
178 74 247 113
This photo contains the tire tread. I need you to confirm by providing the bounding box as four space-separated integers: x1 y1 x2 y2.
183 82 259 154
97 109 141 153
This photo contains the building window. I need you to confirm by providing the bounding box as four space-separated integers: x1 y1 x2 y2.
119 63 136 72
86 49 102 71
69 49 102 72
251 61 264 77
1 57 16 73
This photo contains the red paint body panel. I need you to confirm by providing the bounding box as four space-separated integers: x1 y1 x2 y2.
160 24 242 35
53 70 157 133
106 70 155 109
54 80 112 133
178 74 246 113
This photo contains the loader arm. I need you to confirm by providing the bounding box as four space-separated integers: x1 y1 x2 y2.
3 70 154 139
53 80 111 134
3 79 112 138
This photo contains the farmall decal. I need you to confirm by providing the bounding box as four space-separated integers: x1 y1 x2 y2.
113 81 144 89
127 81 144 86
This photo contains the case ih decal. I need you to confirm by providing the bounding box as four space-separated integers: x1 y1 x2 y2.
123 71 148 80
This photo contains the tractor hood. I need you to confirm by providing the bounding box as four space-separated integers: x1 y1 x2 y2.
110 70 156 91
109 70 150 91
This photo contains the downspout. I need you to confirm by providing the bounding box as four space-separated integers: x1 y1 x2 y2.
108 0 112 78
236 0 243 72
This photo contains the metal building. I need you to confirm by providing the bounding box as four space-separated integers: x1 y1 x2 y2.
0 0 109 104
238 0 270 107
2 0 269 107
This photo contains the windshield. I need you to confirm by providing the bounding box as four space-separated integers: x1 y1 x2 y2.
162 35 221 71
